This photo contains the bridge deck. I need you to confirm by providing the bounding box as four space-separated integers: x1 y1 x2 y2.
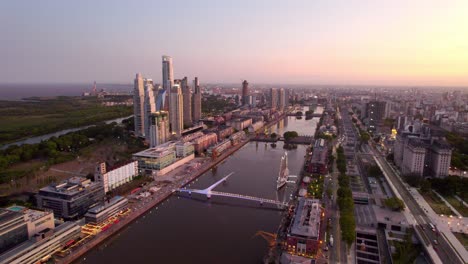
177 189 287 207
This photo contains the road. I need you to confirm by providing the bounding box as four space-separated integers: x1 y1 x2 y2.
370 144 463 264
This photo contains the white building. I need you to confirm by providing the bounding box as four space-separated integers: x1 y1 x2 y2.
144 79 157 141
95 161 139 193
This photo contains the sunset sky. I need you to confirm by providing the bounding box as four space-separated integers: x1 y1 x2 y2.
1 0 468 86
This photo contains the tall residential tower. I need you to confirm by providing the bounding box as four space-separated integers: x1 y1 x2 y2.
162 55 174 111
170 85 184 137
133 73 145 137
270 88 278 110
181 77 192 127
242 80 249 106
192 77 202 123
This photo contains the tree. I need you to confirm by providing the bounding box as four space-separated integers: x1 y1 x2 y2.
270 133 277 139
367 165 383 178
420 180 431 194
360 132 370 143
384 197 405 211
283 131 299 141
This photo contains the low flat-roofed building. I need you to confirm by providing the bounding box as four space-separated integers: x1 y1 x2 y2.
307 139 328 174
0 209 28 254
192 133 217 154
36 177 105 220
373 205 409 235
84 196 128 224
229 131 246 145
5 206 54 239
286 198 322 256
132 141 177 171
133 141 195 176
207 139 232 157
175 141 195 158
227 117 252 131
0 222 81 264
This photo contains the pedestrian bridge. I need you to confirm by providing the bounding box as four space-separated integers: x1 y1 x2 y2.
176 172 289 207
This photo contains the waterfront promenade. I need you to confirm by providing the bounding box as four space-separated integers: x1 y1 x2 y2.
57 137 250 264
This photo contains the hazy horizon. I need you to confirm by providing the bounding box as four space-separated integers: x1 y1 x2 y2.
1 0 468 86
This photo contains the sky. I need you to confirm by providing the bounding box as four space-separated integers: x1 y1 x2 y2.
1 0 468 86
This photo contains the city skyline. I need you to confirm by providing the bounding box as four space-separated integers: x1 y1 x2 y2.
1 0 468 86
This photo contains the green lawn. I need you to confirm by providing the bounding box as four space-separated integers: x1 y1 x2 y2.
443 195 468 217
453 232 468 250
420 191 456 215
0 97 132 145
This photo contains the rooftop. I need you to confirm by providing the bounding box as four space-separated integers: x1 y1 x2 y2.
0 208 24 224
86 196 127 214
6 206 52 222
39 177 100 196
133 141 176 158
290 198 321 239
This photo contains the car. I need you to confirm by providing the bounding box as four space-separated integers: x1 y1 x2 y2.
433 240 439 245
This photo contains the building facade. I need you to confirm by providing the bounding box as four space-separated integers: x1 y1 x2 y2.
278 88 285 111
181 77 192 127
307 139 328 174
286 198 322 257
133 73 146 137
0 209 28 254
144 79 157 141
366 101 387 132
36 177 105 220
401 139 426 177
170 85 184 137
192 133 218 154
242 80 249 106
192 77 202 123
149 111 170 147
162 55 174 102
95 161 139 193
84 196 129 224
0 222 81 264
270 88 278 110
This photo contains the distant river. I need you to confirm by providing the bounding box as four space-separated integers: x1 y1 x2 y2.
1 116 132 150
76 107 323 264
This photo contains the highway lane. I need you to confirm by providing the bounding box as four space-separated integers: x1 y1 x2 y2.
371 146 463 264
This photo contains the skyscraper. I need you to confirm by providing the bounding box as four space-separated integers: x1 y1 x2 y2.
270 88 278 110
278 88 285 111
149 111 170 147
170 84 184 137
155 86 167 112
162 55 174 111
242 80 249 106
192 77 202 123
181 77 192 127
133 73 145 137
144 79 157 140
